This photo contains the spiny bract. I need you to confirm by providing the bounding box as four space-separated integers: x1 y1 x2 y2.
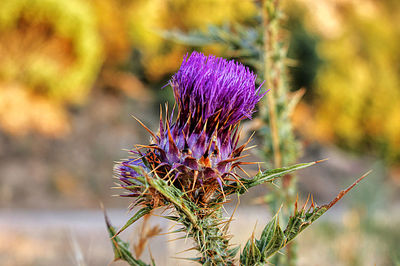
115 51 264 208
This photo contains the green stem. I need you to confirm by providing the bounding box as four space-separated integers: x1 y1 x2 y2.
146 175 236 265
182 210 236 265
261 0 299 265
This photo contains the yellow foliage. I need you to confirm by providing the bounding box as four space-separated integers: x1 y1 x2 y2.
295 0 400 162
0 0 103 136
0 83 70 137
0 0 256 137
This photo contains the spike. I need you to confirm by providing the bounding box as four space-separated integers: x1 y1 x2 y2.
232 131 255 157
236 165 251 178
216 177 226 201
159 104 164 137
191 170 199 190
303 194 311 211
131 115 157 140
166 118 180 161
327 170 371 209
223 194 240 233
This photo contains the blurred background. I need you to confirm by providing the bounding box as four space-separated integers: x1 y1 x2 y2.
0 0 399 265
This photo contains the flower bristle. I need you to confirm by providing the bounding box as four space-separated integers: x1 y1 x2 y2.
115 51 265 207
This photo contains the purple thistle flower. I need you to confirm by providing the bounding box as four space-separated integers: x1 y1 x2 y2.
171 51 262 130
115 51 265 206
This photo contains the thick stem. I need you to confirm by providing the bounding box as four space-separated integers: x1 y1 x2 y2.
146 175 236 264
181 209 236 265
190 210 235 265
262 0 281 169
261 1 298 265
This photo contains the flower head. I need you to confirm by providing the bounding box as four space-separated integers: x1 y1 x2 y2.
171 51 261 130
115 51 264 206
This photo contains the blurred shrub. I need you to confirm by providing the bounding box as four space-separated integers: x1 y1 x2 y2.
0 0 103 136
125 0 257 81
0 0 258 137
292 0 400 164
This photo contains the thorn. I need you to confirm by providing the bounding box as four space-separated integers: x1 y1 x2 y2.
216 177 226 202
148 246 155 264
303 194 311 211
294 194 299 214
223 194 240 234
243 145 257 152
136 145 162 151
148 164 164 175
327 170 371 209
165 168 177 184
277 250 286 256
314 158 329 164
229 173 247 192
236 165 251 178
311 195 315 208
175 246 198 255
191 170 198 191
131 115 157 140
221 204 228 215
220 154 251 164
270 181 280 189
167 236 187 243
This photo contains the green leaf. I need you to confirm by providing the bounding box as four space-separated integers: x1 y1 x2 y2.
226 161 319 195
103 209 150 266
240 171 369 264
145 173 199 229
258 211 285 259
241 237 263 265
114 206 152 236
161 29 215 46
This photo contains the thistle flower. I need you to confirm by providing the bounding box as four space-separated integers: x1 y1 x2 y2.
115 51 264 207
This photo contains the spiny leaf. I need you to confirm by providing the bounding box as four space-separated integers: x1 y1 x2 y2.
257 211 284 259
226 161 319 195
103 209 149 266
114 206 152 237
145 173 199 228
162 215 181 222
227 245 241 258
241 237 263 265
240 171 369 264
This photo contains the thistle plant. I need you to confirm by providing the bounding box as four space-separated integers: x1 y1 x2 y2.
105 51 367 265
162 1 304 264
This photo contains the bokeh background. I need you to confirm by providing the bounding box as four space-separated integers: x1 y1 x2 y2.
0 0 399 265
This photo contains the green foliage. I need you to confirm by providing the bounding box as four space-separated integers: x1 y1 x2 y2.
295 0 400 164
240 205 326 265
115 207 152 237
108 160 367 265
104 210 152 266
225 162 316 196
240 171 368 265
162 24 263 74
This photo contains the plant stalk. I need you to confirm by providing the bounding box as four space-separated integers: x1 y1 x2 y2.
181 209 236 265
262 0 282 169
261 0 297 265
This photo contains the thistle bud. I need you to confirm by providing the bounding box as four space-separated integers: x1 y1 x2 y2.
115 51 264 207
